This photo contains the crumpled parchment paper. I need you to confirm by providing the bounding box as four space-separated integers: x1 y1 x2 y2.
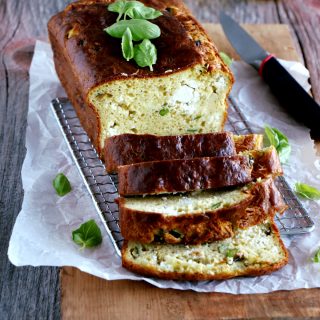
8 41 320 293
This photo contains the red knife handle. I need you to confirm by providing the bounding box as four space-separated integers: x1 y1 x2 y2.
260 56 320 134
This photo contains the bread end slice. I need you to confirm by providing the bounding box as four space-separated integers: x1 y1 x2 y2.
122 220 288 281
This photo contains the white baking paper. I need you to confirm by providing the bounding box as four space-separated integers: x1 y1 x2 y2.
8 41 320 293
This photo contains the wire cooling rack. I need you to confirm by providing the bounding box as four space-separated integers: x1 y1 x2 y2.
51 97 315 256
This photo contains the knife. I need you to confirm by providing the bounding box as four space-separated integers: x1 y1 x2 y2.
220 11 320 135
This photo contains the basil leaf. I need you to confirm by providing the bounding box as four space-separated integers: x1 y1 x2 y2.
295 182 320 200
312 248 320 263
53 173 72 196
121 27 134 61
219 51 233 66
108 0 127 21
105 19 160 41
264 126 279 147
159 108 169 116
133 39 157 70
122 1 145 19
264 126 291 163
72 219 102 248
127 6 162 20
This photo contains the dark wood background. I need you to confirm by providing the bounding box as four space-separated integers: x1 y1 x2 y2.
1 0 319 319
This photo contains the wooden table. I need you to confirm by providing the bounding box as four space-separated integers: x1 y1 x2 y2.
1 1 320 319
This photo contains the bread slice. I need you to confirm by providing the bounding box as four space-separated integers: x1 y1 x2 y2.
104 133 263 173
118 146 282 196
121 220 288 280
118 177 287 244
48 0 233 157
104 132 235 173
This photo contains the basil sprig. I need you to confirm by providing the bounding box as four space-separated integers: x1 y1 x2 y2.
72 219 103 249
53 173 72 196
105 0 162 71
264 126 291 163
108 0 143 21
295 182 320 200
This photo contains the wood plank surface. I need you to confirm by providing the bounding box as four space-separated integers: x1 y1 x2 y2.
60 24 320 320
1 0 320 319
61 269 320 319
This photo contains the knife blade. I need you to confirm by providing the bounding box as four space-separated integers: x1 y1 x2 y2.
220 11 320 135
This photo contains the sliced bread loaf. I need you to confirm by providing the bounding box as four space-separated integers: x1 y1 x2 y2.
104 133 263 173
118 177 287 244
122 220 288 280
118 146 282 196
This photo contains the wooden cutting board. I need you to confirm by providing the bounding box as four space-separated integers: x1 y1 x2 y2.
61 25 320 319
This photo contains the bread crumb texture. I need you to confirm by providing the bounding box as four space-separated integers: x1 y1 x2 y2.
89 66 230 150
124 222 286 275
124 187 248 215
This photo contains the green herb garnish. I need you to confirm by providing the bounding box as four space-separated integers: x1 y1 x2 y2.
187 129 198 133
219 52 233 66
72 219 103 249
133 39 157 71
193 115 202 120
159 108 169 116
211 202 222 209
108 0 161 21
106 19 160 41
226 249 238 258
295 182 320 200
105 0 162 70
121 27 134 60
126 4 162 20
264 126 291 163
53 173 72 196
312 248 320 263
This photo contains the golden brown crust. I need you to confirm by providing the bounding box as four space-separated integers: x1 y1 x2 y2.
119 178 287 244
121 222 289 281
117 147 282 196
104 133 264 173
234 134 264 153
48 0 233 155
118 155 253 196
104 132 236 173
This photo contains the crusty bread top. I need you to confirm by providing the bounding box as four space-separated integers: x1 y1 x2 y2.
117 146 282 196
104 132 236 172
48 0 232 94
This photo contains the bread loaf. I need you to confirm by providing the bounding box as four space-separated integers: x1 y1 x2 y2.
104 133 263 173
48 0 233 157
118 146 282 196
118 177 287 244
122 220 288 280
